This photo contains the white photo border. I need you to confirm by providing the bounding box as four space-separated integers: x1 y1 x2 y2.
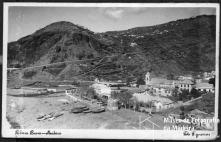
2 2 220 140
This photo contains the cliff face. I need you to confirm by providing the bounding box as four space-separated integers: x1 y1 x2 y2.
8 15 216 81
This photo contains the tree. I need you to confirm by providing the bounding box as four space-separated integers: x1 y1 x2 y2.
42 66 46 71
86 87 97 99
23 70 37 78
14 64 21 68
209 77 215 87
87 54 94 59
167 73 174 80
179 89 190 102
111 91 132 109
171 86 180 101
111 91 119 99
145 101 153 114
129 97 140 111
136 76 145 87
190 88 201 99
126 77 133 86
72 80 80 86
180 106 185 119
121 91 133 108
171 88 195 102
77 51 86 60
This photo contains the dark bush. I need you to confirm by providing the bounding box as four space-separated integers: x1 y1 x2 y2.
196 92 215 114
23 70 37 78
136 77 145 86
72 80 80 86
85 87 97 99
87 54 94 59
14 64 21 68
76 51 86 60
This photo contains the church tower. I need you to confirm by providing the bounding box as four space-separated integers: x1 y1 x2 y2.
145 72 150 85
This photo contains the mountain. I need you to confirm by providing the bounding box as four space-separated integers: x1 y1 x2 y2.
7 15 216 82
99 15 216 75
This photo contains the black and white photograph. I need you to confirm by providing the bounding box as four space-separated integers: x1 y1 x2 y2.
2 3 220 140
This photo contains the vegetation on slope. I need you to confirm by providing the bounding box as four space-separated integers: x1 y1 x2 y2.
7 15 216 81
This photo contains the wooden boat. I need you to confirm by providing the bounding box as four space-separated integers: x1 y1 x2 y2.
70 109 83 113
74 105 87 109
37 112 55 121
91 108 105 113
48 112 64 121
83 110 91 113
37 114 46 121
70 107 89 113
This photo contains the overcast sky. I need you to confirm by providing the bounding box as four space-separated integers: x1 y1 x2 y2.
8 7 216 42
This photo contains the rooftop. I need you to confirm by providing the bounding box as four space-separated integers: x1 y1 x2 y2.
174 79 194 84
149 78 173 85
149 77 193 86
195 82 213 89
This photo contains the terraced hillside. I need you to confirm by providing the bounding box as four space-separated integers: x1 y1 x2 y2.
7 15 216 82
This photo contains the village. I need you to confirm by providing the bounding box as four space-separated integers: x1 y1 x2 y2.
6 69 216 130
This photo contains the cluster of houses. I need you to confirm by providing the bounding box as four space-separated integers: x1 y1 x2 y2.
62 70 215 114
145 77 194 97
88 71 215 113
90 81 182 112
62 72 216 130
64 82 215 130
144 72 215 97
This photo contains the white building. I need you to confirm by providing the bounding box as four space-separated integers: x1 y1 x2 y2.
146 77 193 96
65 88 77 95
47 88 56 92
130 42 137 47
147 77 194 92
147 77 174 88
195 79 203 83
132 91 174 112
175 79 194 92
91 83 112 99
152 87 173 97
195 82 214 92
152 101 175 111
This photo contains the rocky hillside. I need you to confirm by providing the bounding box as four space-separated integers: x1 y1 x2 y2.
7 15 216 82
99 15 216 75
